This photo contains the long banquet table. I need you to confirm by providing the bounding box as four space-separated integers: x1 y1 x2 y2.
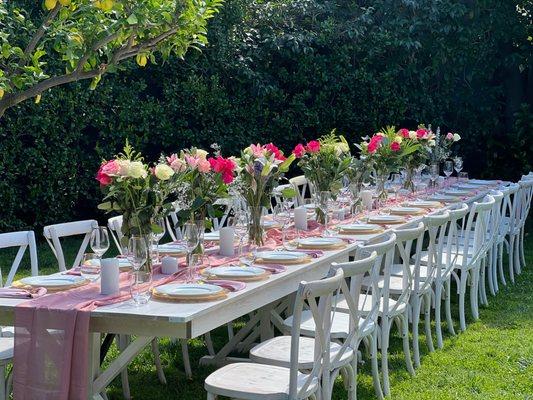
0 180 505 399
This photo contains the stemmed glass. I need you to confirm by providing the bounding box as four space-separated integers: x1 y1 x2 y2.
181 223 200 283
80 253 101 282
317 191 333 236
443 160 454 184
228 213 248 257
90 226 110 260
150 217 166 263
389 173 403 201
429 164 439 190
454 157 463 181
127 236 150 306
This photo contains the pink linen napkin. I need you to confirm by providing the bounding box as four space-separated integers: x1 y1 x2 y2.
203 279 246 292
256 264 287 274
0 287 47 299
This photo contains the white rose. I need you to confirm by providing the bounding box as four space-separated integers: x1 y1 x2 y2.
128 161 147 179
335 142 350 155
154 164 174 181
453 133 461 142
117 160 131 176
408 130 417 139
196 149 208 159
428 139 436 147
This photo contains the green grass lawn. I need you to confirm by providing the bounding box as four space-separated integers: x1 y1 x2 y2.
1 228 532 399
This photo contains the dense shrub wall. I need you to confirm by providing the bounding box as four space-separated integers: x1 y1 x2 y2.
0 0 531 230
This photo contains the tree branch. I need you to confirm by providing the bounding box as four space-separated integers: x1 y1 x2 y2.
75 31 122 73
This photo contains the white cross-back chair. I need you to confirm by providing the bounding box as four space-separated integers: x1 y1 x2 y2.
43 219 98 272
289 175 309 206
512 179 533 277
205 268 345 400
107 215 124 254
0 230 40 400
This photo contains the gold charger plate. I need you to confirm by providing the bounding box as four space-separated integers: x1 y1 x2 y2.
152 289 228 303
200 269 271 282
12 278 90 293
388 208 426 216
255 256 312 265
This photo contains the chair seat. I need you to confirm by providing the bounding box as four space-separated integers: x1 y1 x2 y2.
204 362 318 400
284 310 375 340
390 263 432 279
335 293 408 316
418 248 481 269
0 337 14 361
250 336 354 370
362 274 432 295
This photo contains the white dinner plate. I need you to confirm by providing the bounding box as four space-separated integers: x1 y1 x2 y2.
158 244 187 254
297 237 344 248
203 266 265 278
255 251 307 262
453 184 481 190
204 231 220 241
442 189 470 196
367 215 406 224
389 206 425 214
155 283 223 297
469 179 498 185
20 275 86 288
427 194 460 203
337 223 382 233
262 220 281 229
304 203 316 209
404 201 442 208
84 258 132 268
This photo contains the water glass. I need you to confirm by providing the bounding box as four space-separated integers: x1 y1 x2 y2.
90 226 110 259
182 223 200 282
282 226 299 251
454 157 463 178
127 236 148 271
150 217 166 262
80 253 101 282
228 213 248 257
130 270 152 306
459 172 469 181
443 160 454 182
429 164 439 188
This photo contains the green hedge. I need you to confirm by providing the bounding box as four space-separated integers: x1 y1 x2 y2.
0 0 531 231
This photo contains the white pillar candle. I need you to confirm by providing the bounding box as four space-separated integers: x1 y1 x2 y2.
161 256 179 275
333 208 346 220
100 258 119 295
294 206 308 230
219 227 235 256
361 190 373 210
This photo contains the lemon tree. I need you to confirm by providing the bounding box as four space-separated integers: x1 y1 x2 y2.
0 0 223 118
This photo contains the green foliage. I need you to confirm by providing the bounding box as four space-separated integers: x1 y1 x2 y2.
0 0 531 231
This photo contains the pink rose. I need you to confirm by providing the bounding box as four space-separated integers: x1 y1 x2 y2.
390 142 401 152
209 156 236 184
101 160 120 176
264 143 286 161
398 128 409 138
293 143 306 158
367 135 383 153
416 129 427 139
306 140 321 153
446 132 454 140
197 157 211 173
96 162 113 186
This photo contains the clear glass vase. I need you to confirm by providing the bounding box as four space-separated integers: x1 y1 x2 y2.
375 173 389 205
402 167 416 193
248 206 265 246
192 219 206 255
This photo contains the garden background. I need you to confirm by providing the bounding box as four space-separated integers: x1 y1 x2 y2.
1 0 531 231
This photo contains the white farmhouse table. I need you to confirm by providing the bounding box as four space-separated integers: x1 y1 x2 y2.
0 180 504 399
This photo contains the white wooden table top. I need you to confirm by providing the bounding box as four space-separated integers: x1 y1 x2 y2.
0 180 505 338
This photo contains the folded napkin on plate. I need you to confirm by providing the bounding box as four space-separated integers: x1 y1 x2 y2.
0 287 47 299
341 238 356 244
256 264 287 274
203 279 246 292
292 249 323 258
64 268 81 276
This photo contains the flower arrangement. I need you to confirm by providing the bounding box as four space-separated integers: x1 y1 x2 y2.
396 126 436 191
357 126 420 201
96 141 181 244
425 126 461 164
165 147 236 231
293 131 352 223
233 143 295 245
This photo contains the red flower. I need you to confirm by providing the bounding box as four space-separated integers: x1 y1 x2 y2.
265 143 286 161
208 156 236 184
398 128 409 138
416 128 427 139
390 142 401 152
293 143 306 158
367 135 383 153
96 161 113 186
306 140 321 153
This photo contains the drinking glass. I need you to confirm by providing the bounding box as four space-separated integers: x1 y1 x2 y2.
282 226 299 251
459 172 469 181
228 213 248 257
150 217 166 263
429 164 439 189
454 157 463 180
90 226 110 259
127 236 148 271
130 270 152 306
182 223 199 283
80 253 100 282
317 191 333 235
443 160 454 183
389 173 403 200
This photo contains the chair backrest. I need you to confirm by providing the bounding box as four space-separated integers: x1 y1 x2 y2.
487 190 504 246
107 215 124 254
517 179 533 229
289 268 344 399
459 195 495 268
423 211 452 283
499 183 519 237
289 175 309 206
330 251 378 361
0 231 38 286
390 222 426 307
43 219 98 271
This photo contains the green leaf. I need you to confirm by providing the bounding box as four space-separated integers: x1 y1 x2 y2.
127 14 138 25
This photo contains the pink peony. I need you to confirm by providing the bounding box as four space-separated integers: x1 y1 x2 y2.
265 143 286 161
446 132 454 140
367 135 383 153
306 140 321 153
197 157 212 173
416 128 428 139
96 161 113 186
398 128 410 138
390 142 401 152
209 156 236 184
293 143 306 158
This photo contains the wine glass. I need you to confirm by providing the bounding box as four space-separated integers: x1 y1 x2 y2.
317 191 332 236
181 223 199 283
389 173 403 201
150 217 166 263
282 225 299 251
443 160 454 183
130 269 152 306
127 236 148 271
90 226 110 259
429 164 439 189
228 213 248 257
80 253 100 282
454 157 463 181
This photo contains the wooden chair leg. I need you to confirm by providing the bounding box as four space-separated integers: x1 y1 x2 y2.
151 339 167 384
411 296 422 368
117 335 131 400
424 293 435 353
180 339 193 380
369 330 384 400
400 312 415 376
434 283 444 349
445 279 456 336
